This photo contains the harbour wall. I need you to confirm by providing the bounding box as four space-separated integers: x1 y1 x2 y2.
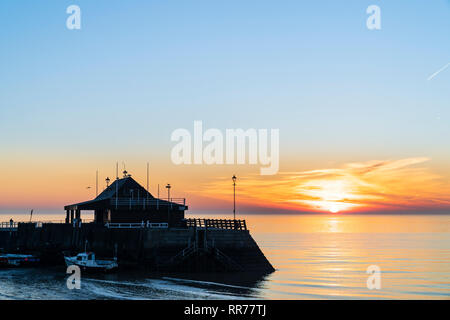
0 223 274 274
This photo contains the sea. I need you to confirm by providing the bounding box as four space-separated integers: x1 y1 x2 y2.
0 213 449 300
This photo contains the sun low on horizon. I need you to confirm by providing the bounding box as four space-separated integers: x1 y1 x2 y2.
190 157 450 215
0 156 450 215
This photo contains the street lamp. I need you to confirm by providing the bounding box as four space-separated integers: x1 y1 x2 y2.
166 183 171 201
232 175 237 221
166 184 171 227
105 177 110 187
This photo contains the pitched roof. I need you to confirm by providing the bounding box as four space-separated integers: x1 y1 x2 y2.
94 176 154 200
64 176 155 210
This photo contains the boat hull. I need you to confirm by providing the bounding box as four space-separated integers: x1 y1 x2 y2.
64 256 118 273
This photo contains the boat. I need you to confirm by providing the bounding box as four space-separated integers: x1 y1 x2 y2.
0 254 40 267
64 252 118 272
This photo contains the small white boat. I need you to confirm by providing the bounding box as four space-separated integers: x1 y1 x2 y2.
64 252 118 272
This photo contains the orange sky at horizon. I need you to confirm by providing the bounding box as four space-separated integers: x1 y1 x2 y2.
1 155 449 215
195 157 450 214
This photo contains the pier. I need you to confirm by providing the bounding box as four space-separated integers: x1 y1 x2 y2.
0 173 274 274
0 218 274 274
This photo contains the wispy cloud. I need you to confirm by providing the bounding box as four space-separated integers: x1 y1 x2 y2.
198 158 450 213
427 62 450 81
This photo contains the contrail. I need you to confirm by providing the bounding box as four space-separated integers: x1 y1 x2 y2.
427 62 450 81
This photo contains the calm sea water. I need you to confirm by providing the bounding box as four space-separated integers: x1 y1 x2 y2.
0 214 449 300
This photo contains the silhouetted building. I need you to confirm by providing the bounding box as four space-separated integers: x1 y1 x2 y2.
64 176 187 227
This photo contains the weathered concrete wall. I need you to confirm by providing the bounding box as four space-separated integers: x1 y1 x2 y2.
205 229 274 273
143 228 194 248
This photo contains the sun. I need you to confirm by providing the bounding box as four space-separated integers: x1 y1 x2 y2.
329 207 340 213
326 202 342 213
294 179 362 213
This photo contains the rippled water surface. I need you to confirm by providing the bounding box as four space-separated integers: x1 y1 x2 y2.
0 214 449 299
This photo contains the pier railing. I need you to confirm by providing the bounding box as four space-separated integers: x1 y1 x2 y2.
0 221 18 231
0 219 95 230
0 221 18 228
109 198 186 209
105 222 168 229
43 219 94 224
184 218 247 231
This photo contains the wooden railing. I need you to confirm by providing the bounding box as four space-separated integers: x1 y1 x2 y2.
184 218 247 231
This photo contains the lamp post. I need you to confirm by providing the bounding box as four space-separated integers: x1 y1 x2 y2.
166 184 171 227
232 175 237 221
166 184 171 201
105 177 110 187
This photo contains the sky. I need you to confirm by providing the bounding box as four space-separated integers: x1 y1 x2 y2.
0 1 449 215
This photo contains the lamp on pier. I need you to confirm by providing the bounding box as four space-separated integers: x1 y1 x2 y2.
165 184 172 227
232 175 237 221
166 184 171 201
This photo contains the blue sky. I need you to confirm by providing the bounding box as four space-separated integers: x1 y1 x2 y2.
0 1 449 213
1 1 449 157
